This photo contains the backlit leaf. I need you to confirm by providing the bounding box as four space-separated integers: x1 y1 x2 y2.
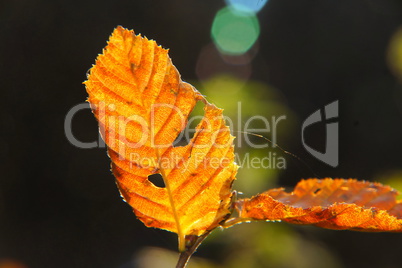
231 178 402 231
84 26 238 251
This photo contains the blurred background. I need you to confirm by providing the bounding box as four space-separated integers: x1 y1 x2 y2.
1 0 402 267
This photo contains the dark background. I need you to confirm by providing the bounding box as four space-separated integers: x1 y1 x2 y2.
1 0 402 267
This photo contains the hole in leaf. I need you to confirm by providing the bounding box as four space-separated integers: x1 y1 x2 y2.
148 173 165 188
173 100 205 147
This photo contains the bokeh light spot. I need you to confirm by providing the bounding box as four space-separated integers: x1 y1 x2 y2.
225 0 268 14
211 7 260 55
387 27 402 83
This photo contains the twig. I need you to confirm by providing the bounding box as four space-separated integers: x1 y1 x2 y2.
175 231 212 268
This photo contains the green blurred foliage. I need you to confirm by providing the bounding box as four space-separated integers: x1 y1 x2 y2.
192 74 298 196
376 170 402 200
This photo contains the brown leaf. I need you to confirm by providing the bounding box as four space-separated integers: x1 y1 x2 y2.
84 26 238 251
234 178 402 232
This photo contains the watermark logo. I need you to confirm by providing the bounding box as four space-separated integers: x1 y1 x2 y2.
64 100 339 169
301 100 339 167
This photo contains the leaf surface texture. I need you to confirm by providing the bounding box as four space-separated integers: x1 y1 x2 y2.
85 27 238 249
235 179 402 231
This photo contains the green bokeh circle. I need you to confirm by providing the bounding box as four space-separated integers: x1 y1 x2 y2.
211 7 260 55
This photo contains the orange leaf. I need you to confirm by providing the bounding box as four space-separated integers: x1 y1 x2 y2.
233 178 402 231
84 26 237 251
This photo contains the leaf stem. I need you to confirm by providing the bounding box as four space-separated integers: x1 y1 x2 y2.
220 217 254 229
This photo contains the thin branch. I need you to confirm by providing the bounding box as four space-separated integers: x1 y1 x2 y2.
175 231 212 268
